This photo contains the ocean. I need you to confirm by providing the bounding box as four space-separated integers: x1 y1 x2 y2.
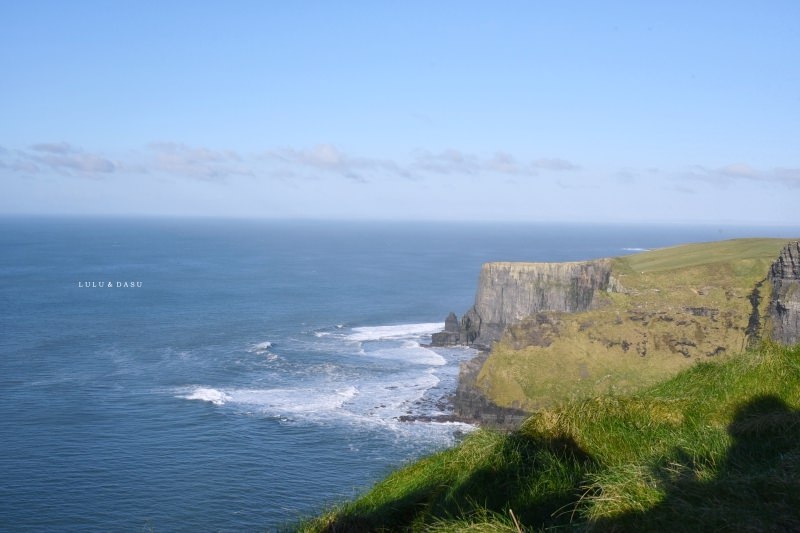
1 217 798 531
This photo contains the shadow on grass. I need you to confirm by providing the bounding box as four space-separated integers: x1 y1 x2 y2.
591 395 800 532
316 431 594 532
311 395 800 532
440 432 595 529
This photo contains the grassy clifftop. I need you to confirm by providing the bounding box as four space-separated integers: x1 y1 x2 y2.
477 238 789 410
301 342 800 532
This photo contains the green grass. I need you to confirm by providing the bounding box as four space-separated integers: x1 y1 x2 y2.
618 237 789 274
298 342 800 532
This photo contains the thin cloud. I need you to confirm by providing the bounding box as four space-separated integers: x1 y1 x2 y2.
532 158 580 171
23 142 116 177
774 167 800 188
413 149 481 175
30 142 73 154
616 168 637 183
147 142 253 181
273 144 342 169
267 144 409 182
684 163 800 189
719 163 758 179
672 184 696 194
8 160 42 174
412 149 562 177
487 151 525 174
0 148 40 174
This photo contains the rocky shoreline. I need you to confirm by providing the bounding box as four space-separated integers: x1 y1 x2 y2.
405 346 530 430
448 351 530 428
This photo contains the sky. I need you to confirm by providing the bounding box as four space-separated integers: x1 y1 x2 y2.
1 1 798 224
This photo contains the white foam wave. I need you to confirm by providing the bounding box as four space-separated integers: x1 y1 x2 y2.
346 322 444 342
178 385 358 415
181 387 230 405
247 341 273 353
233 385 358 414
362 341 446 365
175 323 474 442
622 247 650 252
345 369 441 416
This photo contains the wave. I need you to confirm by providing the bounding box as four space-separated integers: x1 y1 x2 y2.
361 340 446 366
230 385 358 414
622 247 650 252
247 341 273 354
175 368 445 423
175 322 469 437
181 387 231 405
346 322 444 342
177 385 358 415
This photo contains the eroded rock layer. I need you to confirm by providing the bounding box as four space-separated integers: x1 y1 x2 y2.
769 241 800 346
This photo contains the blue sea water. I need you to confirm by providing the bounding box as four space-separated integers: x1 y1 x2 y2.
1 217 798 531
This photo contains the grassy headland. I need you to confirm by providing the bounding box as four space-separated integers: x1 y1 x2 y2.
301 342 800 532
477 238 789 410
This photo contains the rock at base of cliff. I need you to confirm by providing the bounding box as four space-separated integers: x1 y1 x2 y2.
431 312 462 346
451 353 529 429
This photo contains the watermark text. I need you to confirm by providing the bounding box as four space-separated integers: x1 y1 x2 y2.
77 281 143 288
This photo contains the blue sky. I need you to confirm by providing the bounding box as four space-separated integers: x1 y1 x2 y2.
1 1 798 223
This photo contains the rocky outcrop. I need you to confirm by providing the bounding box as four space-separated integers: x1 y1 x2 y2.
430 312 461 346
450 353 529 429
769 241 800 346
432 259 613 349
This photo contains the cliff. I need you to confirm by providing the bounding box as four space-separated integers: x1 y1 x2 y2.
768 241 800 345
435 238 797 414
432 259 613 350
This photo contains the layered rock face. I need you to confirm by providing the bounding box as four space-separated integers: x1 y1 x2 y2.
432 259 612 349
769 241 800 345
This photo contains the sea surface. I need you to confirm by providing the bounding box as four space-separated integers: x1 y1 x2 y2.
1 217 798 531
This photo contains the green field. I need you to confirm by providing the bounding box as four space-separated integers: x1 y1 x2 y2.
300 342 800 532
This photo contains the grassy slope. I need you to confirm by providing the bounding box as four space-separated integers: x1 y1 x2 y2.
300 342 800 532
477 238 790 410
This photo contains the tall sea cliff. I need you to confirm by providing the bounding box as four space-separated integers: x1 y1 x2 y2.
434 259 613 350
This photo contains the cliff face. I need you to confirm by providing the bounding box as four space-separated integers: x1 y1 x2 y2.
432 259 612 349
769 241 800 345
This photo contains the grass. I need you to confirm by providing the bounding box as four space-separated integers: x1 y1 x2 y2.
475 238 791 410
298 342 800 532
